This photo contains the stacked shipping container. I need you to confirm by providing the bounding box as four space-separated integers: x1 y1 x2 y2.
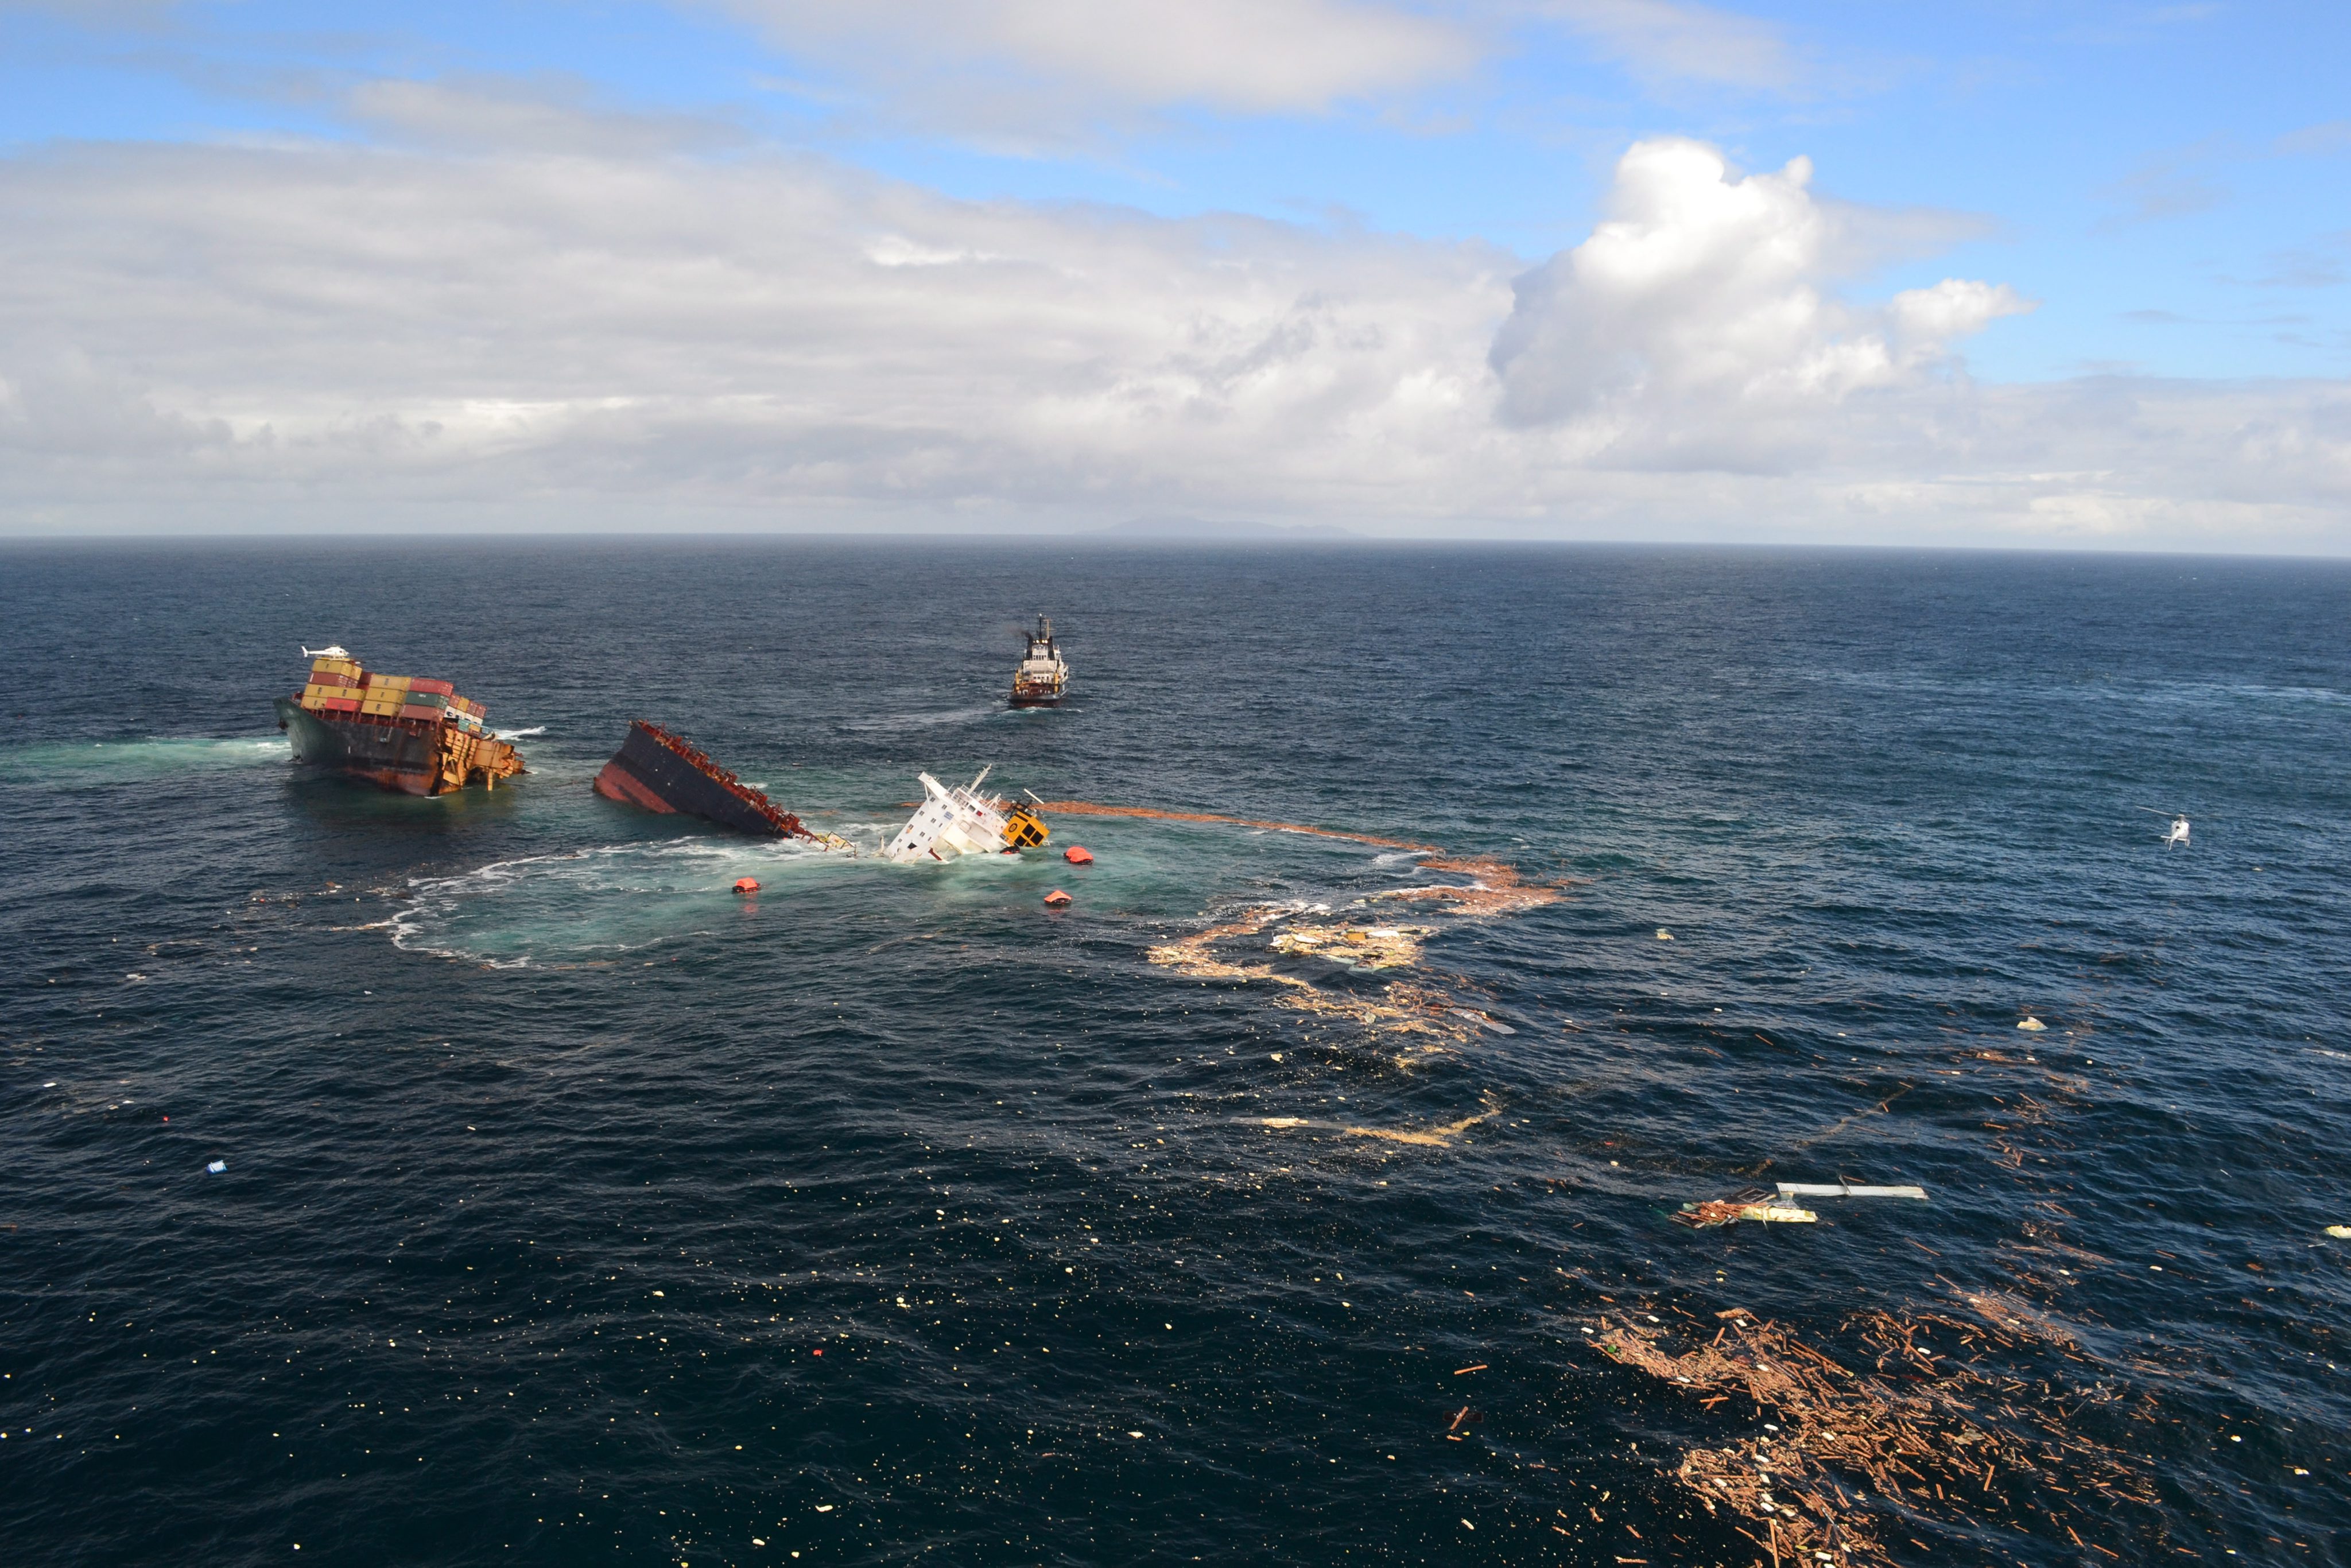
286 653 523 794
298 659 488 727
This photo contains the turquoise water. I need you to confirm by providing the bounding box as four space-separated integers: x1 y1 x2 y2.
1 540 2346 1566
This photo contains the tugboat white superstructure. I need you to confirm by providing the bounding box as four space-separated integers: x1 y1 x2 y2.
882 767 1049 862
1009 616 1069 708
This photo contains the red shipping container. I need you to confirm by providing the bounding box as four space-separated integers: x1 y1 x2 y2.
408 678 455 696
397 705 442 722
320 696 362 712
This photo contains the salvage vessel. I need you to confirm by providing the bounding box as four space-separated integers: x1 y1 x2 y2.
1009 616 1068 708
883 767 1048 861
594 720 827 841
276 647 525 795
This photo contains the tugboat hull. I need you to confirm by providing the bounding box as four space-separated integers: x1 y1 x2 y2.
1008 614 1069 707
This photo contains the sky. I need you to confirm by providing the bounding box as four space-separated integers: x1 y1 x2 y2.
1 1 2345 549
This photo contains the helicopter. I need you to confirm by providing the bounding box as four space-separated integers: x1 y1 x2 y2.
2138 808 2190 849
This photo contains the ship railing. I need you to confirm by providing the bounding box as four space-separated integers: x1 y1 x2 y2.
639 719 814 841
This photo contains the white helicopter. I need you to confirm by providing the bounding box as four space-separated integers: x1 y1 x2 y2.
300 644 352 661
2138 808 2190 849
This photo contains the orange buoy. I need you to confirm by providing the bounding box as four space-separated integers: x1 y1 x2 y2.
1043 888 1073 907
734 876 759 895
1062 845 1093 864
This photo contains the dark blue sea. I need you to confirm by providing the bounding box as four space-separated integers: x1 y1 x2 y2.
2 540 2346 1567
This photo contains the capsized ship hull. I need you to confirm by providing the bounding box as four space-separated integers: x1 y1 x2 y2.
593 720 812 839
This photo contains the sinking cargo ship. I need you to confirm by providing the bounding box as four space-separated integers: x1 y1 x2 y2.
883 766 1048 861
1008 616 1068 708
276 647 525 795
594 720 830 842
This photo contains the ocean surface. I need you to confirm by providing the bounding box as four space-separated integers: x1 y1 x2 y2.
2 540 2346 1568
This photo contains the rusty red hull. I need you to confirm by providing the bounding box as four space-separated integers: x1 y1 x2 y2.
276 697 520 795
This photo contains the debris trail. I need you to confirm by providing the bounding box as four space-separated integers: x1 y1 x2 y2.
1249 1091 1504 1147
1371 856 1564 917
1120 805 1564 1064
1592 1307 2161 1566
1343 1093 1503 1146
1031 800 1439 852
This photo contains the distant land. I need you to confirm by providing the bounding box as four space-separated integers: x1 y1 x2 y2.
1096 516 1357 541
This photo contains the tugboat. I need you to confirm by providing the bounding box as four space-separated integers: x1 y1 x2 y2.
1008 615 1069 708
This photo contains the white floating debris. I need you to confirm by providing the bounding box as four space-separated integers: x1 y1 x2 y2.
1776 1182 1930 1201
2018 1016 2048 1031
1655 929 1673 941
2326 1225 2351 1240
205 1160 226 1174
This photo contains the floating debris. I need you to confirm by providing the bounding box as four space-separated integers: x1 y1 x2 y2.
1122 810 1561 1060
1043 889 1072 908
1673 1196 1818 1229
1656 928 1673 940
2017 1016 2048 1031
1595 1306 2159 1566
2326 1225 2351 1240
1776 1182 1929 1201
1252 1093 1503 1148
1344 1095 1504 1147
1271 923 1427 971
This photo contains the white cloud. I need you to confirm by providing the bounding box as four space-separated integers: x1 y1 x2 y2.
0 111 2342 550
345 76 751 157
1534 0 1800 93
1489 138 2029 465
710 0 1478 139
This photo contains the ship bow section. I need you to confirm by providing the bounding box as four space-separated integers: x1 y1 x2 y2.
594 721 806 839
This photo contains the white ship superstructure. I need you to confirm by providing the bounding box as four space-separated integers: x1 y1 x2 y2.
882 767 1049 862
